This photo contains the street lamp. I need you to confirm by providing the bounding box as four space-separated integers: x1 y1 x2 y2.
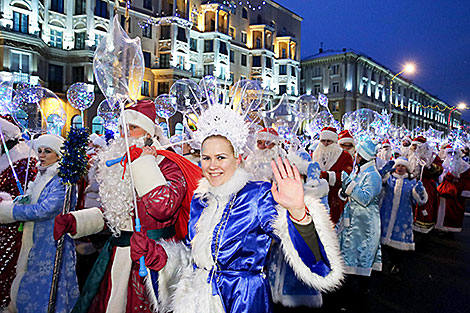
448 102 467 131
389 63 415 115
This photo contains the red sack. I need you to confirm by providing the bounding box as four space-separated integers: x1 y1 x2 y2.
156 150 202 240
437 174 458 198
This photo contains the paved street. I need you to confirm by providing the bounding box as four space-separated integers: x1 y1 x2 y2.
318 215 470 313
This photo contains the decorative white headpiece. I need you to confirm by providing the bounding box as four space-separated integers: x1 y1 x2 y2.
170 77 268 156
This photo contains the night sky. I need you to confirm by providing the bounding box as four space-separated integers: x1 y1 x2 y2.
280 0 470 121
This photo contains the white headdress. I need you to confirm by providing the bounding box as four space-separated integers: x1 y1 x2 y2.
170 77 268 156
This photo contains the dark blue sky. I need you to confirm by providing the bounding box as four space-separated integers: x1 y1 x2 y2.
280 0 470 120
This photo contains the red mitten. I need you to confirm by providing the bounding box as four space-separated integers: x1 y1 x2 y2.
130 231 168 271
129 145 143 162
320 171 329 180
54 213 77 240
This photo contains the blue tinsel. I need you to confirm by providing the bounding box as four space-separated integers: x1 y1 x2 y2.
58 128 89 185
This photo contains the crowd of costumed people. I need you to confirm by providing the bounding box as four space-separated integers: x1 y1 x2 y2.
0 15 468 313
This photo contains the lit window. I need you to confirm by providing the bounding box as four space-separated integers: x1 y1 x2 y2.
13 11 28 33
141 81 150 96
332 82 340 93
71 115 83 129
50 29 63 48
92 116 105 135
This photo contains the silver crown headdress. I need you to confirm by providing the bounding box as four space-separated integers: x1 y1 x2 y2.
169 76 269 156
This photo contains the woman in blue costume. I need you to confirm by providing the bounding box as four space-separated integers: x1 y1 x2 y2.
379 157 428 275
0 134 79 313
130 102 344 313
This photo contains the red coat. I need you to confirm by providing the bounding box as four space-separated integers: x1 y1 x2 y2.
414 164 441 233
436 169 470 232
323 151 353 224
0 143 37 308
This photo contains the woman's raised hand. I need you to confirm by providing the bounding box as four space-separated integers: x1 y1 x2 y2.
271 157 306 219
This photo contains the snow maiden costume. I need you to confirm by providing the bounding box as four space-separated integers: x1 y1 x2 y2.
0 134 79 313
379 157 428 251
134 81 345 313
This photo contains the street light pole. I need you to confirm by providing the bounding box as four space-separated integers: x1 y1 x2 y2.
389 63 415 127
448 103 467 132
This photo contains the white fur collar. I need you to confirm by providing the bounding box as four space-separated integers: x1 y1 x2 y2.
392 172 409 179
26 162 59 204
195 168 251 198
0 142 36 174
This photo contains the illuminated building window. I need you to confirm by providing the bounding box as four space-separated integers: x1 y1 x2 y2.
13 11 29 33
314 84 321 95
141 81 150 96
279 85 286 95
159 53 170 68
143 24 152 38
160 25 170 39
11 52 29 74
204 40 213 52
74 32 86 49
92 116 105 135
230 27 236 39
204 64 214 76
75 0 86 15
279 65 287 75
331 64 339 75
241 31 247 44
50 29 63 48
190 38 198 51
158 82 169 94
71 115 83 129
332 82 340 93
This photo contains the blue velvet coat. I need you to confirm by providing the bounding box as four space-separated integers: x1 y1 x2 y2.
11 165 79 313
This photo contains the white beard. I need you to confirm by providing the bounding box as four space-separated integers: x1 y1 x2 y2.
95 136 146 236
312 143 342 171
244 145 285 181
400 145 410 158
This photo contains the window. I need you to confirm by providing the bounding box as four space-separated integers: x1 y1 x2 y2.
219 41 228 55
142 25 152 38
266 57 272 68
50 29 63 48
255 37 261 49
48 64 63 92
141 81 150 96
241 31 247 44
229 27 235 39
291 66 296 77
159 53 170 68
143 51 151 68
279 65 287 75
190 38 197 51
230 72 234 82
219 66 226 80
290 86 296 96
143 0 152 10
120 15 130 32
74 32 85 49
281 48 286 59
241 54 247 66
204 64 214 76
314 84 321 95
332 102 339 112
13 11 28 33
94 33 103 47
92 116 105 135
158 82 169 94
71 66 84 83
51 0 64 13
332 82 340 93
95 0 108 18
176 55 184 69
177 27 187 42
160 25 170 39
279 85 286 95
252 56 261 67
204 40 213 52
71 115 83 129
75 0 86 14
242 7 248 19
190 64 196 76
230 51 235 63
331 64 339 75
11 52 29 74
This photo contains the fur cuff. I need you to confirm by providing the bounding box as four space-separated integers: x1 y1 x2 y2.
305 180 329 200
344 181 357 196
327 171 336 186
70 207 105 238
131 155 166 197
338 188 347 202
0 200 15 223
412 186 428 206
272 195 344 292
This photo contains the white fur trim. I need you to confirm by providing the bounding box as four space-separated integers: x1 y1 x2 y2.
435 226 462 233
130 154 166 197
338 188 347 202
381 237 415 251
70 207 105 239
0 117 20 140
0 142 36 174
195 168 250 197
436 197 446 231
356 144 375 161
0 199 15 223
274 293 323 308
272 193 345 292
327 171 336 186
338 137 354 145
286 151 310 175
394 158 410 170
34 134 64 156
106 247 132 313
461 190 470 198
319 130 338 142
344 181 357 196
383 176 403 243
412 185 428 206
256 132 279 143
9 221 34 312
305 179 329 199
124 109 156 137
148 240 191 313
412 223 434 234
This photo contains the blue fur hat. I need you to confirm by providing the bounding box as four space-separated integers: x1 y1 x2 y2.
356 138 378 161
